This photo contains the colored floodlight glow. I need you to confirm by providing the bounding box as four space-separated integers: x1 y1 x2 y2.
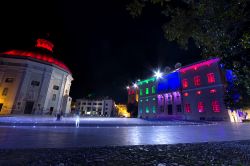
180 58 220 73
36 39 54 52
157 72 181 92
210 89 216 93
212 100 220 112
138 77 156 85
182 79 188 88
196 91 202 95
154 70 163 79
207 73 215 83
3 50 71 73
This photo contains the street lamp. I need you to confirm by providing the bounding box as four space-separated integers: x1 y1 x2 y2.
133 83 138 88
154 70 163 79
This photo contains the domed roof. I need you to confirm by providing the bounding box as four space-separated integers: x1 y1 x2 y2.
0 39 71 73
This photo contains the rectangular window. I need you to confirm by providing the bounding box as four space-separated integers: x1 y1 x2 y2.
194 76 201 86
53 85 59 90
185 104 191 113
198 102 204 112
212 100 220 112
207 73 215 83
93 103 97 105
177 104 182 112
146 106 149 113
152 86 156 94
146 88 149 95
152 106 156 113
31 80 40 86
182 79 188 88
5 78 14 83
140 89 143 96
98 103 102 105
2 88 8 96
52 94 56 101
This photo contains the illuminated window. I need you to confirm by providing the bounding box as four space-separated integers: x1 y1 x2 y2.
140 89 143 96
184 92 189 97
2 88 8 96
182 79 188 88
196 91 202 95
152 86 156 94
152 98 156 101
146 98 148 102
194 76 201 86
185 104 191 113
146 106 149 113
140 108 142 113
146 88 149 95
198 102 204 112
152 106 156 113
207 73 215 83
210 89 216 93
212 100 220 112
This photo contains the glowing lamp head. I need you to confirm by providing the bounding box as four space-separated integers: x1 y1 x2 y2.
126 86 130 90
133 83 138 88
154 70 163 79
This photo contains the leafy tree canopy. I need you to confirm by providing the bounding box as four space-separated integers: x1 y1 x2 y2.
127 0 250 109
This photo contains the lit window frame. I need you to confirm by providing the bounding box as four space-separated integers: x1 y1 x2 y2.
212 100 220 112
198 102 204 112
194 76 201 86
185 104 191 113
207 73 215 83
182 79 188 88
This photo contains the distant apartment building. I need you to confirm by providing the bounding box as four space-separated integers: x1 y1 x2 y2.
76 98 116 117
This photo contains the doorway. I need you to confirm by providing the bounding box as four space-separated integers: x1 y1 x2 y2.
50 107 54 115
24 101 34 114
168 104 173 115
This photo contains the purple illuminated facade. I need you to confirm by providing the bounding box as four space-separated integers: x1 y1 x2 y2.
138 58 231 121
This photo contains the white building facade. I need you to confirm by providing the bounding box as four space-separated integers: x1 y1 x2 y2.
0 39 73 115
76 99 116 117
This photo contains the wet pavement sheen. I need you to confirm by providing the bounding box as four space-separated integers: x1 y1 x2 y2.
0 122 250 149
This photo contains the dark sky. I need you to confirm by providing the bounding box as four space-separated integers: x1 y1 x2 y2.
0 0 201 103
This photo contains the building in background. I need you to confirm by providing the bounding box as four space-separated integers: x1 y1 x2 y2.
115 104 130 117
136 58 234 121
76 98 116 117
0 39 73 115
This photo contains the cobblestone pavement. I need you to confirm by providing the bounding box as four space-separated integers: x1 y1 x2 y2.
0 140 250 166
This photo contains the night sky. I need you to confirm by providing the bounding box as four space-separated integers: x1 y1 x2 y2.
0 0 201 103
